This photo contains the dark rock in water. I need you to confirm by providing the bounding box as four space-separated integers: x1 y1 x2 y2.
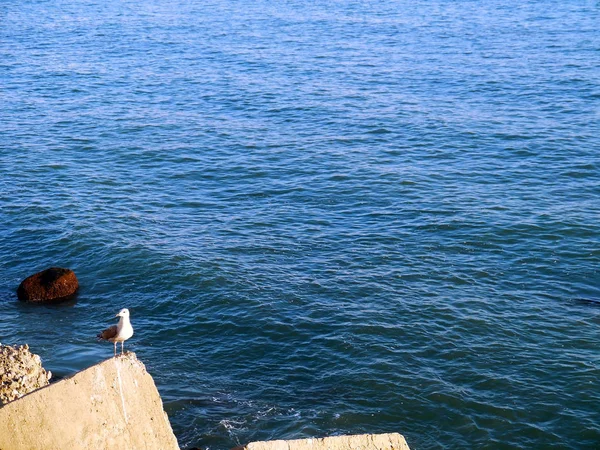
17 267 79 303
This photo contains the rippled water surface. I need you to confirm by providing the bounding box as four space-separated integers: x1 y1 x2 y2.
2 0 600 448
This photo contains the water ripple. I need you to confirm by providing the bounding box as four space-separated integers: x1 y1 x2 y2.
2 0 600 449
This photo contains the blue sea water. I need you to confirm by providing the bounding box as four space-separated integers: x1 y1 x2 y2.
1 0 600 448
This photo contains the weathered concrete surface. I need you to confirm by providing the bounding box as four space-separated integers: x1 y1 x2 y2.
0 344 51 405
0 352 179 450
241 433 410 450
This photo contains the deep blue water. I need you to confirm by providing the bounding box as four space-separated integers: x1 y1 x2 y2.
2 0 600 448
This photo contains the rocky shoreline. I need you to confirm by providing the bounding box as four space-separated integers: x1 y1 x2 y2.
4 269 410 449
0 347 410 450
0 343 52 405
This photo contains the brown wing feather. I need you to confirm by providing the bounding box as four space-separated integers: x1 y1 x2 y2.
97 324 118 341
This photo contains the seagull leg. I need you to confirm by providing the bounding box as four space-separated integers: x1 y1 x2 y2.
121 341 124 355
113 342 117 357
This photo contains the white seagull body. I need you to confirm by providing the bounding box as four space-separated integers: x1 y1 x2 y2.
97 308 134 356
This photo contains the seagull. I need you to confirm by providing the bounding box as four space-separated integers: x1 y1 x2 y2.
97 308 134 356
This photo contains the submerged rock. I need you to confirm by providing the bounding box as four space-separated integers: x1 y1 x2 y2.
0 343 51 405
17 267 79 303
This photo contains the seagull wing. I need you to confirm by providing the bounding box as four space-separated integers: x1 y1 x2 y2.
97 324 118 341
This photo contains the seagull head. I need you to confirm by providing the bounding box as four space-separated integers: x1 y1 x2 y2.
116 308 130 318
